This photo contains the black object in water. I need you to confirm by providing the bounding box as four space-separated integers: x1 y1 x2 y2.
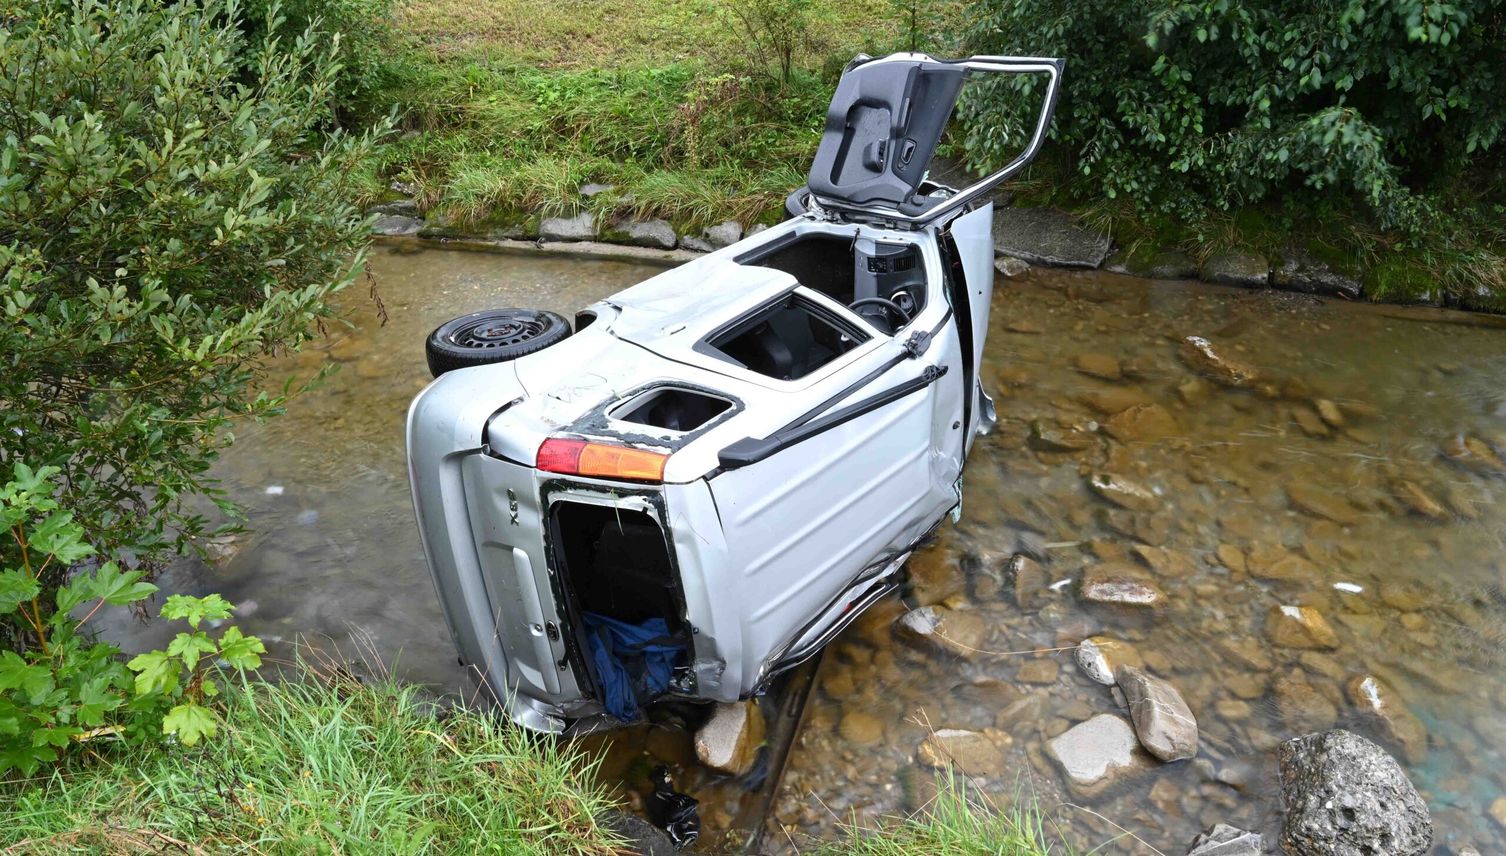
646 765 700 849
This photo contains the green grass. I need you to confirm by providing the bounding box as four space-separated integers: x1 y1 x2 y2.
816 775 1062 856
0 673 621 855
364 0 922 231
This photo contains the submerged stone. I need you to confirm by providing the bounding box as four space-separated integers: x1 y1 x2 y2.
1286 483 1362 526
1266 604 1340 649
1088 473 1160 511
1177 336 1261 387
1079 562 1164 608
1028 421 1094 452
894 606 987 658
917 728 1011 776
1103 403 1180 442
1392 480 1448 520
1074 352 1123 380
1347 674 1428 764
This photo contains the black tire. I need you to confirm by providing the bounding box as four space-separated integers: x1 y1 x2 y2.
425 308 571 377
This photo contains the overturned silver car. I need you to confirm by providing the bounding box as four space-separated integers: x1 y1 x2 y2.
407 52 1063 733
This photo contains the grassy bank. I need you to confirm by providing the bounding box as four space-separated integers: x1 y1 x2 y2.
366 0 916 231
0 675 620 855
0 668 1060 855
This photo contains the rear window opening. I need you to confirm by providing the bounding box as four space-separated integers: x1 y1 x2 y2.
551 502 690 720
611 387 731 432
701 292 868 380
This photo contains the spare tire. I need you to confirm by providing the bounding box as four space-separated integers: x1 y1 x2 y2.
425 308 571 377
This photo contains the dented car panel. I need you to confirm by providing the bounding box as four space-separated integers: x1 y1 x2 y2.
406 52 1063 731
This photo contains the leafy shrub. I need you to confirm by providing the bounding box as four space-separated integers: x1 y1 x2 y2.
0 0 384 592
958 0 1506 234
1 465 265 775
239 0 398 120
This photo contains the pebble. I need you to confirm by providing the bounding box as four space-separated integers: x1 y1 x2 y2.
1266 604 1340 649
1079 562 1165 608
1075 636 1144 685
1045 714 1154 796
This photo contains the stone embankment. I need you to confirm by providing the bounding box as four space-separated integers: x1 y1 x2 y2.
369 181 1375 301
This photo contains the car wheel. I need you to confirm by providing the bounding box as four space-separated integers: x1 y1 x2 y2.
425 308 571 377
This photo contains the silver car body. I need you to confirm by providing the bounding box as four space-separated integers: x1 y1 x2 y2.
407 53 1063 732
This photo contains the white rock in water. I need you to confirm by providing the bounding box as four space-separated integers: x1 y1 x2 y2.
694 701 764 776
1045 714 1153 795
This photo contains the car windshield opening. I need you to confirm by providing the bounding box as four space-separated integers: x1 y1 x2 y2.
739 232 926 327
702 292 868 380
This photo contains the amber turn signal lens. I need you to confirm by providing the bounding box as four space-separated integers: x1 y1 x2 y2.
537 438 667 483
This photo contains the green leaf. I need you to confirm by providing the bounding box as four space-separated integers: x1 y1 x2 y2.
166 631 217 672
162 702 217 746
160 594 233 629
27 511 95 565
0 569 41 614
126 651 180 697
217 626 266 670
75 675 122 726
0 651 55 704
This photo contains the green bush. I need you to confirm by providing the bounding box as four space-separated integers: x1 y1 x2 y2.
239 0 398 120
1 465 265 775
0 0 384 587
958 0 1506 235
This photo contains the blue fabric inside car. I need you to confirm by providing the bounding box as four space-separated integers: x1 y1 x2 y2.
581 612 681 721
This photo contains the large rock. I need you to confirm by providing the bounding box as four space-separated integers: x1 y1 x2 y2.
1075 636 1143 686
1274 249 1362 299
1266 604 1340 649
1278 730 1432 856
693 700 765 776
1116 665 1198 761
371 214 423 237
1185 823 1264 856
1200 249 1269 287
1347 674 1428 764
1045 714 1154 795
916 728 1011 776
703 220 743 249
894 606 987 658
993 206 1112 268
609 218 677 249
1079 562 1164 608
1178 336 1261 387
539 211 597 242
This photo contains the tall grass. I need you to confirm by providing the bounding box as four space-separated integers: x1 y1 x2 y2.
0 673 621 855
816 775 1064 856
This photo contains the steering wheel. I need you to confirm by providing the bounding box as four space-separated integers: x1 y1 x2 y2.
848 296 911 331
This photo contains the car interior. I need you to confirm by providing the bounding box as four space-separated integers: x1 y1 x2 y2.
705 231 926 380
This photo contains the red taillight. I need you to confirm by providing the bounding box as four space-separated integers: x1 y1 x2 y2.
537 438 667 483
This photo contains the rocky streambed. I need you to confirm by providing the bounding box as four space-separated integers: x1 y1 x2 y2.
766 265 1506 854
104 245 1506 855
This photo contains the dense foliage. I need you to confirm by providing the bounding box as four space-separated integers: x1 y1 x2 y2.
959 0 1506 231
0 0 383 590
963 0 1506 301
1 465 264 774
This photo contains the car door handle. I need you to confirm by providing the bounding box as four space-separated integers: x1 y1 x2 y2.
717 364 947 470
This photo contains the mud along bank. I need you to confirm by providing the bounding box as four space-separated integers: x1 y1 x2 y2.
103 242 1506 854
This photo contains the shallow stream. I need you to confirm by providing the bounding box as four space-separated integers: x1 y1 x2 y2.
108 244 1506 854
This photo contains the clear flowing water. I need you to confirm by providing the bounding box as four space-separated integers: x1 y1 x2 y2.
106 245 1506 854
